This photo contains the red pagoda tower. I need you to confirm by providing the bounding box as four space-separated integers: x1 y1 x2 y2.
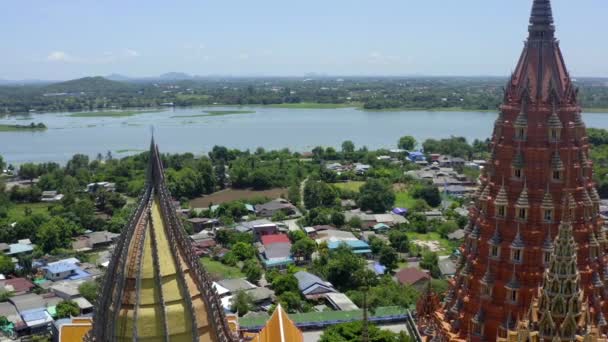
428 0 607 340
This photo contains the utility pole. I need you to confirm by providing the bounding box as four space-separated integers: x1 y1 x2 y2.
362 287 369 342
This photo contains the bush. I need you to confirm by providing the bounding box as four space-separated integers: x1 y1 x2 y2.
56 300 80 318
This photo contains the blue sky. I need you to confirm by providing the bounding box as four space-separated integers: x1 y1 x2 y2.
2 0 607 80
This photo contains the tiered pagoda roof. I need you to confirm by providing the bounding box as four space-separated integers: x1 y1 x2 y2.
424 0 608 340
250 304 303 342
88 139 237 342
498 198 607 341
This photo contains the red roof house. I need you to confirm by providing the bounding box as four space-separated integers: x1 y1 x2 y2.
395 267 430 289
1 278 35 295
261 234 291 247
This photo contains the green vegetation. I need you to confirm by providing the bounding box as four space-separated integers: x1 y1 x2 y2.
0 123 46 132
69 110 161 118
78 281 99 303
7 203 52 221
1 76 608 114
56 300 80 318
266 102 358 109
321 321 411 342
394 191 417 208
358 178 395 213
199 257 244 279
332 181 364 192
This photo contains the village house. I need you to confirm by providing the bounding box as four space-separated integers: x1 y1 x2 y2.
294 271 337 300
72 230 119 252
40 191 63 202
85 182 116 193
186 217 220 233
394 267 430 290
325 292 359 311
255 199 297 218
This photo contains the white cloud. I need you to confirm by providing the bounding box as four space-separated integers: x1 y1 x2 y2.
124 49 139 57
47 51 73 62
45 49 138 64
367 51 408 66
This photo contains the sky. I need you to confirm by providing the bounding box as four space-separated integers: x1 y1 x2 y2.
2 0 607 80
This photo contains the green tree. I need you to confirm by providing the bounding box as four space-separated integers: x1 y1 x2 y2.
437 220 459 239
19 163 39 182
412 185 441 208
0 155 4 172
36 217 79 253
326 245 366 291
303 181 337 209
242 260 262 284
56 300 80 318
291 237 317 262
369 236 386 255
0 255 15 275
388 230 410 253
287 184 301 206
271 273 299 296
358 179 395 213
0 290 13 303
231 242 256 261
341 140 355 155
230 290 254 316
420 251 440 278
320 321 410 342
398 136 417 150
78 281 98 303
379 245 398 272
330 211 345 227
278 291 305 313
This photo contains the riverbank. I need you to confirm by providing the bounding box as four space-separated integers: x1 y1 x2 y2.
0 123 47 132
5 104 608 116
68 110 163 118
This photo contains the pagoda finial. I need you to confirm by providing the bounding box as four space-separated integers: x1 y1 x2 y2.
529 0 555 39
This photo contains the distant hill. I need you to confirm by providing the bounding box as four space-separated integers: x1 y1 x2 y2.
159 72 193 80
43 76 133 94
105 73 132 81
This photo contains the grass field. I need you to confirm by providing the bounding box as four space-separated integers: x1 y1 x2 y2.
7 202 53 221
333 181 365 192
0 124 47 132
406 231 459 255
266 102 359 109
394 191 417 208
190 187 287 208
69 110 162 118
200 257 244 280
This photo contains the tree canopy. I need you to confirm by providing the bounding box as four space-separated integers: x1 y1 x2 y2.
358 179 395 213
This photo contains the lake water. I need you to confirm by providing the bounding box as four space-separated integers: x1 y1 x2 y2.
1 106 608 164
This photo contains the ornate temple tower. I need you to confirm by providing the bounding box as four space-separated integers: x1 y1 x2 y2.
497 199 607 341
428 0 607 340
88 139 238 341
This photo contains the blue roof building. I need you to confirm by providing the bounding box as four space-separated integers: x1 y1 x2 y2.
41 259 90 281
327 240 372 255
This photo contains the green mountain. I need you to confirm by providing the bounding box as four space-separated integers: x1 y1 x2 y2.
43 76 133 94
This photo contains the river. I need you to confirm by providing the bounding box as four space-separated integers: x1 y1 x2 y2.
1 106 608 164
